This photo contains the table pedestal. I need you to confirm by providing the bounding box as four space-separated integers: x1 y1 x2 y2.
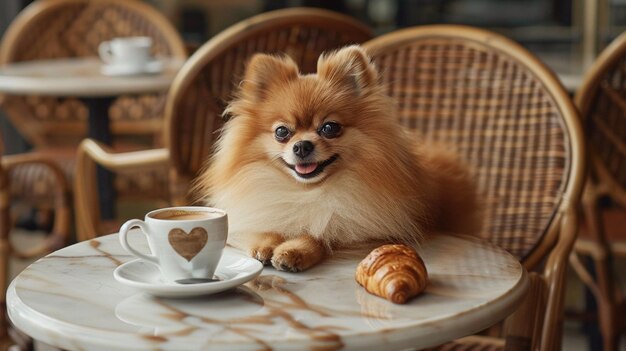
82 97 116 220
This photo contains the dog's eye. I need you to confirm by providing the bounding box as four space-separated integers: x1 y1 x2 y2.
319 122 342 139
274 126 291 142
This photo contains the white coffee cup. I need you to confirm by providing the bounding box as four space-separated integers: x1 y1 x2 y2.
98 36 153 67
119 206 228 282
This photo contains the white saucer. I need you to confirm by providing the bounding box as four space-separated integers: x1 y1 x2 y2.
100 60 164 76
113 249 263 298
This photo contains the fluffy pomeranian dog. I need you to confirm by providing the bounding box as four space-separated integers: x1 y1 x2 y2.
195 46 481 272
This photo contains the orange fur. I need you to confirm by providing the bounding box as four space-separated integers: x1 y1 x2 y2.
194 46 482 272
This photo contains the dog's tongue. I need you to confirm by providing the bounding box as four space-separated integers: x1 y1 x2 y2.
295 163 317 175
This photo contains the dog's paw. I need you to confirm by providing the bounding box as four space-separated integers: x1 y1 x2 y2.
271 248 308 272
271 240 325 273
249 245 275 266
246 232 285 265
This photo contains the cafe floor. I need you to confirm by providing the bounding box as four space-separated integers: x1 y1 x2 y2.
7 229 626 351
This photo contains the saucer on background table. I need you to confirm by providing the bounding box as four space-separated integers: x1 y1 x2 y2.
113 249 263 298
100 60 164 76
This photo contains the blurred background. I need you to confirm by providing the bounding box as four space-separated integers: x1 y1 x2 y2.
0 0 622 152
0 1 625 350
0 0 623 153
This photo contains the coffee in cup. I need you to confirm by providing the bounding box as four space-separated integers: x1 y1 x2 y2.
98 36 153 67
119 206 228 282
151 210 222 221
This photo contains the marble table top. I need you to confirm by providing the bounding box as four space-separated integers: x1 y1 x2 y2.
7 233 528 351
0 57 184 97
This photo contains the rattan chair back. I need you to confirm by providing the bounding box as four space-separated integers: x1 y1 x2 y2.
164 8 372 204
363 26 584 268
571 30 626 351
576 31 626 206
0 0 186 148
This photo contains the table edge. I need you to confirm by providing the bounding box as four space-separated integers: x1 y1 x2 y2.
7 234 530 351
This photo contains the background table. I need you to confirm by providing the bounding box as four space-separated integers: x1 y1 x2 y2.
8 234 528 351
0 58 183 218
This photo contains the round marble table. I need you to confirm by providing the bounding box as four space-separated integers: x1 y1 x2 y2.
0 57 184 218
7 233 528 351
0 57 183 96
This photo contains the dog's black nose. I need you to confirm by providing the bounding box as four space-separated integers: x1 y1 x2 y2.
293 140 315 158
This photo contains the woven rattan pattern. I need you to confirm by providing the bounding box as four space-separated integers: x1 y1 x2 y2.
372 39 570 260
171 25 372 179
7 156 73 206
586 62 626 189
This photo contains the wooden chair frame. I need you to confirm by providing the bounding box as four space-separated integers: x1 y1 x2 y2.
0 153 71 350
363 25 585 351
570 30 626 351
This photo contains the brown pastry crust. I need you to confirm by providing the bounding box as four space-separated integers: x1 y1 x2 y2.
355 244 428 304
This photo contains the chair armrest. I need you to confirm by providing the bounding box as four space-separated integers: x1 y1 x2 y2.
1 153 71 258
79 139 169 171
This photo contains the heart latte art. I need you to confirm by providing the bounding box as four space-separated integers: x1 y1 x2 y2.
168 228 209 261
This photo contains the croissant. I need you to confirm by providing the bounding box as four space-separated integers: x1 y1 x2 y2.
355 244 428 304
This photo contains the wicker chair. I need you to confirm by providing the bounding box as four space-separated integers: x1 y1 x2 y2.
363 25 585 350
0 142 71 350
74 7 373 240
569 31 626 351
0 0 186 223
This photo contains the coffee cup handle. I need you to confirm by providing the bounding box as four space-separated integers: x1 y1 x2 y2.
98 41 113 64
119 219 158 264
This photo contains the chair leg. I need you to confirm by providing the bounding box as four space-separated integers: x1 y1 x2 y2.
504 272 547 351
581 201 620 351
594 258 620 351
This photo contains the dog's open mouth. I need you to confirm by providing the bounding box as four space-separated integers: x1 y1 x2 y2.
282 154 339 179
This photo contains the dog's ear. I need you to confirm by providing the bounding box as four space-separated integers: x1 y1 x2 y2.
317 45 378 95
240 54 299 101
